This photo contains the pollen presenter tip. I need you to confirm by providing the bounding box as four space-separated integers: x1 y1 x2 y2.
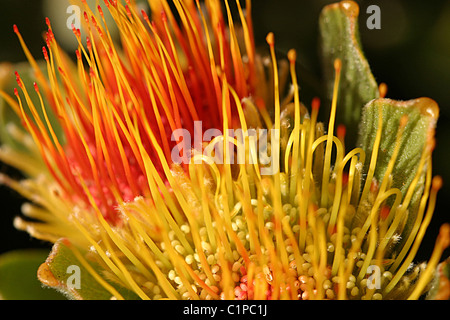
334 58 342 73
438 224 450 249
379 83 388 98
432 176 443 191
287 49 297 63
266 32 275 46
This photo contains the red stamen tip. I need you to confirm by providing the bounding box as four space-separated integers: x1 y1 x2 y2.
379 82 388 98
13 24 18 34
342 172 349 186
161 11 168 22
62 238 72 247
370 180 379 193
266 32 275 47
42 46 49 61
380 205 390 220
141 10 149 21
48 29 54 41
98 5 104 16
312 97 320 111
45 17 51 28
432 176 443 190
13 88 19 97
334 58 342 73
15 71 23 88
429 138 436 152
71 25 81 38
438 223 450 249
86 37 92 51
45 32 51 47
33 82 39 93
125 5 132 18
337 124 346 139
91 17 103 37
287 49 297 64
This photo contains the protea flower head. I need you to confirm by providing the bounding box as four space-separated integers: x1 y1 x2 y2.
0 0 449 300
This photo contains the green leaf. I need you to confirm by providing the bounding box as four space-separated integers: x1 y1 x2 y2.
357 97 439 242
427 257 450 300
0 249 66 299
319 0 379 147
38 238 140 300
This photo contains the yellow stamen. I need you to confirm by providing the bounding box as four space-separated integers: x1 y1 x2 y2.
321 59 341 208
384 176 443 295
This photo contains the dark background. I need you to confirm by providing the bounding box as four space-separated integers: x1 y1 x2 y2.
0 0 449 262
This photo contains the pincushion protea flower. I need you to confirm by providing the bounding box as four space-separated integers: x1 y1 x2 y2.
0 0 449 300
